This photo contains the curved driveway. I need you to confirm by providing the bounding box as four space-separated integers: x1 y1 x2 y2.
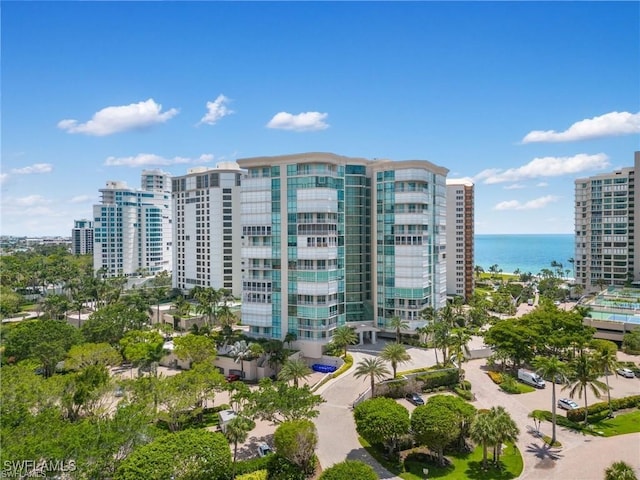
313 339 640 479
314 350 402 479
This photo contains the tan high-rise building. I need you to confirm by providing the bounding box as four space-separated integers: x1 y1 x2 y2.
445 179 475 300
574 152 639 292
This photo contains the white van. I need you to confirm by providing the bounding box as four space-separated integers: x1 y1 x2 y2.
517 369 545 388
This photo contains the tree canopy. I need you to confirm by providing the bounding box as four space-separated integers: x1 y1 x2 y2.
353 397 410 453
114 429 232 480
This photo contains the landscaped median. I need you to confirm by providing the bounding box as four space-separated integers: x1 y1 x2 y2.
486 371 535 394
531 394 640 437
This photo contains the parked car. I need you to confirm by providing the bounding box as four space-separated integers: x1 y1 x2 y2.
226 374 241 382
114 386 125 398
557 398 579 410
405 392 425 406
257 442 273 457
616 367 635 378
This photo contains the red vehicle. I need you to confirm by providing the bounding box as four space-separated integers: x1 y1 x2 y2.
226 374 241 382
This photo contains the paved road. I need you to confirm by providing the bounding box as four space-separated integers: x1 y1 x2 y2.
464 356 640 479
314 350 402 479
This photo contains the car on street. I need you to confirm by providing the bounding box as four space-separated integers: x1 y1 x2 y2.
616 367 635 378
257 442 273 457
226 374 241 382
405 392 425 406
557 398 579 410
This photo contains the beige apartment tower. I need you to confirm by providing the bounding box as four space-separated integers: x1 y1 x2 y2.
445 179 475 300
574 152 639 292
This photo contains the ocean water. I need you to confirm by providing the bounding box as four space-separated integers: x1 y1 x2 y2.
474 234 575 276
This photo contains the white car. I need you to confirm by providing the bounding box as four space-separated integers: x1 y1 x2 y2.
257 442 273 457
616 367 635 378
557 398 579 410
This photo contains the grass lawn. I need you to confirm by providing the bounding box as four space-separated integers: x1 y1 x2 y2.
359 437 523 480
587 410 640 437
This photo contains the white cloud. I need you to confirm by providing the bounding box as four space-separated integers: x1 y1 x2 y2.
70 195 94 204
522 111 640 143
58 99 178 136
10 163 53 175
0 174 8 185
266 111 329 131
8 195 51 207
503 183 525 190
104 153 214 167
494 195 559 211
475 153 609 184
536 182 549 187
199 95 234 125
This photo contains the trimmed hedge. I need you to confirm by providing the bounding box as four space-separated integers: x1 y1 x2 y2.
532 409 583 430
566 395 640 422
415 369 459 390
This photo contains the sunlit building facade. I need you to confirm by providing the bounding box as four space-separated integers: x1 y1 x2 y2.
574 152 639 292
238 153 448 357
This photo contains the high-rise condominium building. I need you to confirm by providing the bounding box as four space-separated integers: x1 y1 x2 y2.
574 152 639 292
238 152 448 357
93 170 173 277
445 179 475 300
71 219 94 255
171 163 243 296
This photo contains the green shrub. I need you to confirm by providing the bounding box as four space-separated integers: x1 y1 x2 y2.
377 378 408 398
234 456 271 476
415 369 459 390
499 375 520 394
454 386 474 401
236 470 268 480
267 454 306 480
332 354 353 378
319 460 377 480
567 395 640 422
533 410 583 430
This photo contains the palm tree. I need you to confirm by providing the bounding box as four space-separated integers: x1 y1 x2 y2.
474 265 484 280
469 411 496 470
331 325 358 358
567 257 575 281
380 343 411 378
224 415 255 479
353 357 390 397
278 359 312 387
450 327 471 379
563 352 608 424
489 406 519 465
388 316 410 343
605 461 638 480
533 355 569 444
193 287 220 328
228 340 252 379
284 332 297 349
593 346 619 418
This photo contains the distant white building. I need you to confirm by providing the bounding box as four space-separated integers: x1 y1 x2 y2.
71 219 94 255
93 170 173 277
445 179 474 300
171 163 244 296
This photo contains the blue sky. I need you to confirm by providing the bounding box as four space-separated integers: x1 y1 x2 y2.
1 1 639 236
